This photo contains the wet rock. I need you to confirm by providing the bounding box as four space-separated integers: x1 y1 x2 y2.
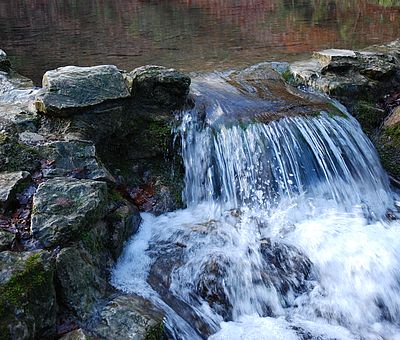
0 229 15 251
40 140 114 182
129 65 191 107
35 65 131 115
60 328 90 340
92 294 165 340
56 245 107 319
0 171 31 211
0 250 57 339
18 131 45 145
376 106 400 180
0 49 11 71
31 177 108 248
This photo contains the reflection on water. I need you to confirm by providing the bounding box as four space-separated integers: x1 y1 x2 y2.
0 0 399 83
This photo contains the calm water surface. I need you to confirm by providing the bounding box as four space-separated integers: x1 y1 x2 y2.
0 0 399 84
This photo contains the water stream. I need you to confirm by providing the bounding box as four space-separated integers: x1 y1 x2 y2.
112 72 400 339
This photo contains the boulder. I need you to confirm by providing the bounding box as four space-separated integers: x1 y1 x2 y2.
0 251 57 339
40 140 114 182
129 65 191 107
0 171 31 211
60 329 90 340
35 65 131 115
31 177 108 248
92 295 165 340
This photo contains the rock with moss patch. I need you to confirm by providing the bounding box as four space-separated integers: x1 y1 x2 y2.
92 294 165 340
0 171 31 211
129 65 190 107
376 106 400 180
0 251 57 339
35 65 131 115
31 177 108 248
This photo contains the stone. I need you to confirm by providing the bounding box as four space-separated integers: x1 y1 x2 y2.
0 251 57 339
60 329 90 340
18 131 45 145
0 171 31 211
40 140 114 182
0 49 11 71
56 245 106 319
35 65 131 115
313 49 357 63
31 177 108 248
0 229 15 251
129 65 191 107
92 295 165 340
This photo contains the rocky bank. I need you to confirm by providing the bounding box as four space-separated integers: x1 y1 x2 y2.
0 40 399 339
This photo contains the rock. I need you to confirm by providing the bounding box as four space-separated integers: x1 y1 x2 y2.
376 106 400 180
0 229 15 251
35 65 131 115
92 295 165 340
56 245 107 319
129 65 191 107
18 131 45 145
40 140 114 182
0 171 31 211
31 177 108 248
0 49 11 71
60 329 90 340
0 251 57 339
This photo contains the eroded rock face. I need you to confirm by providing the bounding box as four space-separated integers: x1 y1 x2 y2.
92 294 165 340
0 251 57 339
129 65 191 107
0 49 11 71
0 171 31 211
31 178 108 248
35 65 131 115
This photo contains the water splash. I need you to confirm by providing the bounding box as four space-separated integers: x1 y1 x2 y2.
112 72 400 339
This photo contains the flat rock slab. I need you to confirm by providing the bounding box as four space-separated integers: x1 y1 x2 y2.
31 177 108 248
35 65 130 115
0 171 31 211
129 65 191 107
93 295 164 340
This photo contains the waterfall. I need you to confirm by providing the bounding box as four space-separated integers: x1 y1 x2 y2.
112 71 400 340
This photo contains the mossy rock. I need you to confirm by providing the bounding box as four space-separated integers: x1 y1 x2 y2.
353 100 387 135
0 251 57 339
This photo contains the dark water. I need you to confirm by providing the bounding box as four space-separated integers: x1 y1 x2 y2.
0 0 399 84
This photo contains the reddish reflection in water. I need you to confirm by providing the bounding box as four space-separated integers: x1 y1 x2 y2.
0 0 399 84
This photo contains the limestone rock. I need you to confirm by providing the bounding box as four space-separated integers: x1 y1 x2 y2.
0 171 31 211
31 177 108 248
0 49 11 71
93 295 165 340
0 251 57 339
129 65 190 107
35 65 131 115
40 140 114 182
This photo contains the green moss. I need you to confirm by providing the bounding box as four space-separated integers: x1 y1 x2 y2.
281 68 296 84
108 190 124 203
354 101 387 135
145 321 165 340
383 124 400 145
81 230 102 254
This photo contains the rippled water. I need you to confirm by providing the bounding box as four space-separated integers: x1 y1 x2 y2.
1 0 399 84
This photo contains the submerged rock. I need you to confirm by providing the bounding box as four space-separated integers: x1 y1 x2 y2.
35 65 131 115
31 177 108 248
0 251 57 339
0 171 31 211
92 294 165 340
129 65 191 107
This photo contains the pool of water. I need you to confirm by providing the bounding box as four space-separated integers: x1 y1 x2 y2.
1 0 399 84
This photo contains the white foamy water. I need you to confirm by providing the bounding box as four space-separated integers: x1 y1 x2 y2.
112 73 400 339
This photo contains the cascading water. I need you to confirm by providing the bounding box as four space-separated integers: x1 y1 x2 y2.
112 68 400 340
